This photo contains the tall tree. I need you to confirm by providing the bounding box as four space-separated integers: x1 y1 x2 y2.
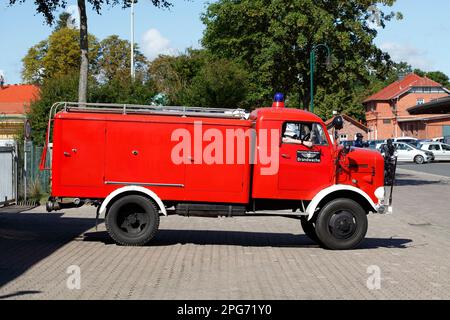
98 35 148 82
22 28 100 84
201 0 402 110
54 11 76 31
9 0 173 102
148 49 251 108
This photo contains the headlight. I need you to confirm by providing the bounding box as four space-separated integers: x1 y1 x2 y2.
375 187 385 201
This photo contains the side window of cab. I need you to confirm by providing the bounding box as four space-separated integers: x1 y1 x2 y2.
281 122 328 147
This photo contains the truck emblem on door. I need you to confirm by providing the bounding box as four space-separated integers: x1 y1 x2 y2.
297 151 321 163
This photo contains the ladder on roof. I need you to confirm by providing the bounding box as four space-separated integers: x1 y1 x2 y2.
52 102 249 120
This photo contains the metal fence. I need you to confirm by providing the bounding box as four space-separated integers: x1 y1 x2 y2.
20 141 51 199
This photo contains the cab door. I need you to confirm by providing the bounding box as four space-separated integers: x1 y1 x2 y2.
278 122 333 199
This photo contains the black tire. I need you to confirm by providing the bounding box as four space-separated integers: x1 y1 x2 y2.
315 198 368 250
105 195 159 246
414 155 425 164
300 216 321 244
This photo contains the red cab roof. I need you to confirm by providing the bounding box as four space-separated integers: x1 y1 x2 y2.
250 107 323 123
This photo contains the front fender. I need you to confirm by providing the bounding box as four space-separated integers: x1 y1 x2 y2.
99 186 167 216
306 185 377 221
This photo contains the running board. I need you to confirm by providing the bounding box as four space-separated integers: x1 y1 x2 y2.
245 210 307 217
173 204 306 218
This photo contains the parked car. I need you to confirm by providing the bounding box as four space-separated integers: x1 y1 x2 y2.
378 142 434 164
432 136 450 145
418 142 450 161
393 137 420 147
367 140 385 150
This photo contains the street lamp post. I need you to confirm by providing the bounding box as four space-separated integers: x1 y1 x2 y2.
130 0 135 79
309 44 331 113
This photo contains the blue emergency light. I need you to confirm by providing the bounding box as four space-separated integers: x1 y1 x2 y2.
272 92 285 108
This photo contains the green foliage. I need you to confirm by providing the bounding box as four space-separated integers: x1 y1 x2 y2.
149 49 209 105
414 69 450 88
183 59 250 109
22 28 100 84
201 0 401 114
27 72 80 145
93 76 157 105
8 1 173 25
54 12 76 31
27 179 44 204
149 49 250 108
21 40 48 84
98 35 147 82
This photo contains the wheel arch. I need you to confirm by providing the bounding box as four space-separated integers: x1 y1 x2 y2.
306 185 377 221
99 186 167 217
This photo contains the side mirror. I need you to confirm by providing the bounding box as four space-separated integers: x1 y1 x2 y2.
332 116 344 130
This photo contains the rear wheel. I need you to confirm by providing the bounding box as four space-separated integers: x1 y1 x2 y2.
414 155 425 164
315 198 368 250
300 216 321 244
105 195 159 246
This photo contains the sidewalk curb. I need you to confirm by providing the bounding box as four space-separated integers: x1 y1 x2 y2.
396 168 450 183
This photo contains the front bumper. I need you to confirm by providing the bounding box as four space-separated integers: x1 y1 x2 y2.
376 153 398 214
374 187 394 214
376 203 393 214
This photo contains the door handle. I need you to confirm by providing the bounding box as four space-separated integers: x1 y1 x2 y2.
281 154 291 159
63 152 71 157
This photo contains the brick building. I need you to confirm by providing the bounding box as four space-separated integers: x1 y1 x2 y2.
325 114 369 141
407 96 450 138
0 84 40 139
363 73 450 140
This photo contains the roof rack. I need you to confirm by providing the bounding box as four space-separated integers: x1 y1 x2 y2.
55 102 249 120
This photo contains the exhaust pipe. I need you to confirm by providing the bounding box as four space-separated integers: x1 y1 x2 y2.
46 198 84 212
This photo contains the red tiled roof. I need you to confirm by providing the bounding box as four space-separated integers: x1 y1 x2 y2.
0 84 40 114
363 73 442 103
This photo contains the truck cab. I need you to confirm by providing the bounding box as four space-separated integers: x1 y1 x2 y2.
41 97 396 250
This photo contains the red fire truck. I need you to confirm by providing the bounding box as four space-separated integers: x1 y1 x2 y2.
40 96 395 250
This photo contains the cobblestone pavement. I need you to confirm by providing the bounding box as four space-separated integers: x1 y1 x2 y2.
0 169 449 300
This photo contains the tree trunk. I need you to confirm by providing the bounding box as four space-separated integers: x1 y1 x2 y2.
78 0 88 103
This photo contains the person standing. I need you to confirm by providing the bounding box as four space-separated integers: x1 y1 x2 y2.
354 133 364 148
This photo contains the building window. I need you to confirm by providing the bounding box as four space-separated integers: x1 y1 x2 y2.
412 86 444 93
383 119 391 124
417 98 425 105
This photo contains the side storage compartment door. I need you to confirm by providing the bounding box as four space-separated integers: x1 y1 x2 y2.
104 121 186 191
183 123 251 203
56 118 106 187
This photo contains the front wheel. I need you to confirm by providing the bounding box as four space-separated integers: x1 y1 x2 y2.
105 195 160 246
315 199 368 250
414 155 425 164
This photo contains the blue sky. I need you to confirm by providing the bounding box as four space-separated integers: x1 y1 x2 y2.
1 0 449 84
